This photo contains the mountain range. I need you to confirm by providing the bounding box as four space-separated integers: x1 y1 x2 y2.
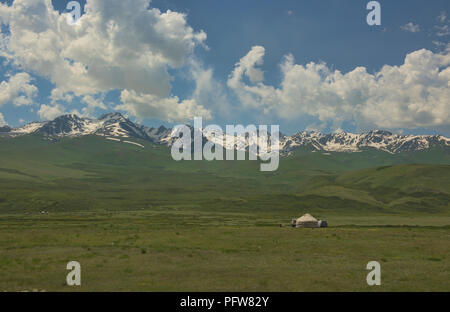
1 113 449 155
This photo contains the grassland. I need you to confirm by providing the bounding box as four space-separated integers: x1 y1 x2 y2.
0 211 448 291
0 135 448 291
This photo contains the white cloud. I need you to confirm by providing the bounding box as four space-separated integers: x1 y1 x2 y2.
435 24 450 37
38 103 65 120
80 94 106 117
401 22 420 33
435 11 450 37
50 88 73 105
117 89 211 123
189 59 229 119
433 41 447 49
0 72 38 107
0 112 6 126
228 46 265 87
437 11 447 24
0 0 209 122
115 58 221 123
227 46 450 131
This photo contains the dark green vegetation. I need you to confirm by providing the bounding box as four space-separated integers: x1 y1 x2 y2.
0 135 448 291
0 135 449 214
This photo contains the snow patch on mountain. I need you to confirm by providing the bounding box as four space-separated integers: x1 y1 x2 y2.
281 130 450 155
12 121 47 135
3 113 449 155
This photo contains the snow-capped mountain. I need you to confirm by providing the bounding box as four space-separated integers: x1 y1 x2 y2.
280 130 450 154
1 113 449 155
2 113 172 144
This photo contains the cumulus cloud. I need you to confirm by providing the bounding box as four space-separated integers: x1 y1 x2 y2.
227 46 450 131
228 46 265 86
0 0 210 121
117 89 211 123
38 103 66 120
401 22 420 33
80 94 106 117
188 59 230 119
50 88 73 105
0 112 6 126
0 72 38 107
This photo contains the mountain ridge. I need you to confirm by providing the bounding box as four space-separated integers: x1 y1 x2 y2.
1 113 449 155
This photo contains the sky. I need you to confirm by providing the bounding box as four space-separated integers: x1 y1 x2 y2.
0 0 449 135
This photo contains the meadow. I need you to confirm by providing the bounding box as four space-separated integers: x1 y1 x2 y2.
0 211 448 291
0 135 448 291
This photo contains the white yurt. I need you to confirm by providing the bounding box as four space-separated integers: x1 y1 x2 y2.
295 213 319 228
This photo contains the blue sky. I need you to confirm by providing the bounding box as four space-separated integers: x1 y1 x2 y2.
0 0 449 135
153 0 444 76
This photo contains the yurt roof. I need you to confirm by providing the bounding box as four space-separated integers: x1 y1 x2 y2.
296 213 318 222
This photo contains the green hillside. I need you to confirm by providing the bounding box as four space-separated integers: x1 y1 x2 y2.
302 164 450 213
0 135 448 215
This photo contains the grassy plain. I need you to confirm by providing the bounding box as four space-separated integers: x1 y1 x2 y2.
0 135 448 291
0 212 448 291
